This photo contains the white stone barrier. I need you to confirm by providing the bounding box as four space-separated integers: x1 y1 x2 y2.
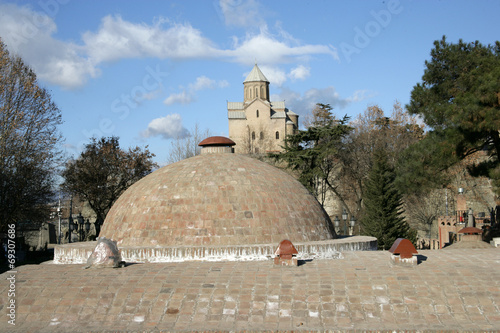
53 236 377 264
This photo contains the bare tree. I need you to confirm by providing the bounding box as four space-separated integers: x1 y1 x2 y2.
240 123 276 155
167 123 212 164
241 125 253 154
0 39 63 232
330 102 423 217
404 191 448 240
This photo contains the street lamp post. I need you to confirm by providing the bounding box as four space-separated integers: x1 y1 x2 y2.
85 219 91 239
334 216 340 235
68 194 73 243
342 209 348 236
68 215 73 243
57 198 62 244
77 213 84 241
349 216 356 236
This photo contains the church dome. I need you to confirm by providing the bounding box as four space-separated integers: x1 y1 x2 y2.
244 63 269 83
99 137 335 247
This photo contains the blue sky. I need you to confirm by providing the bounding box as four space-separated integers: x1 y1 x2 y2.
1 0 499 165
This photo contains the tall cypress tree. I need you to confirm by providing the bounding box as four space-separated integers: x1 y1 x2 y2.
361 148 411 250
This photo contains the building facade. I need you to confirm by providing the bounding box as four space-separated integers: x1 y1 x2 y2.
228 64 299 154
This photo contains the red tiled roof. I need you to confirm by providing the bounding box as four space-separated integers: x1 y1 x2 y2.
198 136 236 147
458 226 483 234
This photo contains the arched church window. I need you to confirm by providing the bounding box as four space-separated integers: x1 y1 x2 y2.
252 132 255 140
255 87 258 98
275 131 279 140
261 86 264 98
260 132 264 140
256 110 259 118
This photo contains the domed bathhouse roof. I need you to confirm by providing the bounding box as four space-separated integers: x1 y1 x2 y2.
54 137 377 263
100 137 334 248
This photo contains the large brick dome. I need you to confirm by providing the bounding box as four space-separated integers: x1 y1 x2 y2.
99 138 335 247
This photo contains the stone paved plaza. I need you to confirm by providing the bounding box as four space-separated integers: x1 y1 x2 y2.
1 248 500 332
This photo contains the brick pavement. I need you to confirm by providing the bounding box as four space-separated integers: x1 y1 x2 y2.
1 248 500 332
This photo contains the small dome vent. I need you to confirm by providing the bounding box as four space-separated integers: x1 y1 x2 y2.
198 136 236 154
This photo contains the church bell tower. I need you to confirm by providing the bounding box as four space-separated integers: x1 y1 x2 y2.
243 64 270 103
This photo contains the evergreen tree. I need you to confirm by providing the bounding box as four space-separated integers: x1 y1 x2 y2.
272 104 352 206
405 36 500 194
361 149 412 250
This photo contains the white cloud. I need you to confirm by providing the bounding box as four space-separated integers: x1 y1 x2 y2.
163 91 193 106
242 64 287 86
0 3 100 89
164 75 227 106
218 0 265 28
0 3 339 89
141 113 189 139
346 89 376 102
275 87 352 116
224 27 338 66
241 64 309 87
274 87 375 119
0 3 57 49
289 65 310 80
62 143 78 154
82 15 218 63
141 87 163 101
189 76 216 91
218 80 230 88
0 6 217 89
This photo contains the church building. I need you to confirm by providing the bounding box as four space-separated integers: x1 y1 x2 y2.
227 64 299 154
